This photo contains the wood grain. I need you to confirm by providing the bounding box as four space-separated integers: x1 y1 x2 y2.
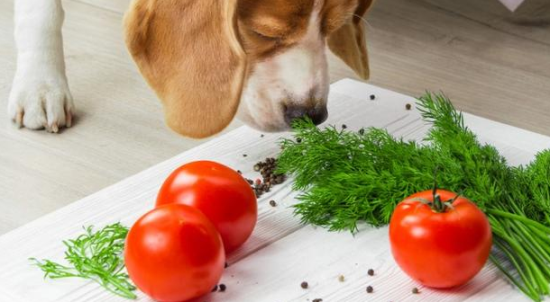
0 0 549 238
0 79 547 302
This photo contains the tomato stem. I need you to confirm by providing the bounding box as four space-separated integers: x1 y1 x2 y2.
433 194 443 212
428 172 460 213
429 192 457 213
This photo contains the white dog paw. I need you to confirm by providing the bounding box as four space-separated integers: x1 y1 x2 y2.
7 75 74 133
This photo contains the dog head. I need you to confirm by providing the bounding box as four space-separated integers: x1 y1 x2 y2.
125 0 374 138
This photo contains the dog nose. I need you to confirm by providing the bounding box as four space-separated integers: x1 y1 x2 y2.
284 105 328 126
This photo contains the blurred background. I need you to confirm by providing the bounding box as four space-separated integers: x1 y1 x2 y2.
0 0 549 235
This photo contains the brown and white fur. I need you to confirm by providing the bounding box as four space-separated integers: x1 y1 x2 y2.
8 0 373 138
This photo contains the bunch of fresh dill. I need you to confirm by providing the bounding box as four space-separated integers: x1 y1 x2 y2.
30 223 136 299
277 93 550 301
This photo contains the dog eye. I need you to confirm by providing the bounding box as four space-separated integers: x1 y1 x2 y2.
251 30 281 41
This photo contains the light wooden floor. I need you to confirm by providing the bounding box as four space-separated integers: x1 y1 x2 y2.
1 0 549 235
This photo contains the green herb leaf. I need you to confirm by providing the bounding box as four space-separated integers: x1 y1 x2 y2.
30 223 136 299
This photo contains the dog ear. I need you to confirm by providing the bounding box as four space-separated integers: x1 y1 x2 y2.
327 0 374 80
124 0 247 138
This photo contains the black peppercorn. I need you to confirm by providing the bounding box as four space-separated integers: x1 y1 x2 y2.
366 285 373 293
219 284 226 292
342 124 347 129
249 157 286 198
301 281 308 289
269 200 277 207
369 94 376 100
412 287 420 294
406 103 412 110
368 268 374 276
359 128 365 135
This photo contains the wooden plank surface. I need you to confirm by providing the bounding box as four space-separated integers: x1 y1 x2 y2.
1 0 549 237
1 79 548 302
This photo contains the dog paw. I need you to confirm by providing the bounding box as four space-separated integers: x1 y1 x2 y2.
7 74 74 133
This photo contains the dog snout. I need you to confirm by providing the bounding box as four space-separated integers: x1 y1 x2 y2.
284 105 328 126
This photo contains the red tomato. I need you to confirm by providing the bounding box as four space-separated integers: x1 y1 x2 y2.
389 189 492 288
156 161 257 254
125 204 225 302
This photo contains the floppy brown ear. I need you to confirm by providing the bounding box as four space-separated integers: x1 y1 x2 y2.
327 0 374 80
124 0 247 138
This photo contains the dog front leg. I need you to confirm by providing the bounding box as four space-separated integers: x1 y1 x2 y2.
8 0 74 132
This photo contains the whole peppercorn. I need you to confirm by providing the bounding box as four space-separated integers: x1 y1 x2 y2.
366 285 373 293
342 124 347 129
300 281 308 289
369 94 376 100
250 157 287 198
368 268 374 276
412 287 420 294
269 200 277 207
406 103 412 110
219 284 227 292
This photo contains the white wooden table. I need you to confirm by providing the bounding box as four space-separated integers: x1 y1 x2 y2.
1 79 548 302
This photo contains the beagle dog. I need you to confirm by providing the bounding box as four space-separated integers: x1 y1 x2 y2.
8 0 373 138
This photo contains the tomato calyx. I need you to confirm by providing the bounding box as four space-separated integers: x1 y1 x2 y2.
410 186 462 213
432 193 454 213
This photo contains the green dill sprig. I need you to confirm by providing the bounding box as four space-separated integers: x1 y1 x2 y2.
30 223 136 299
277 92 550 301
